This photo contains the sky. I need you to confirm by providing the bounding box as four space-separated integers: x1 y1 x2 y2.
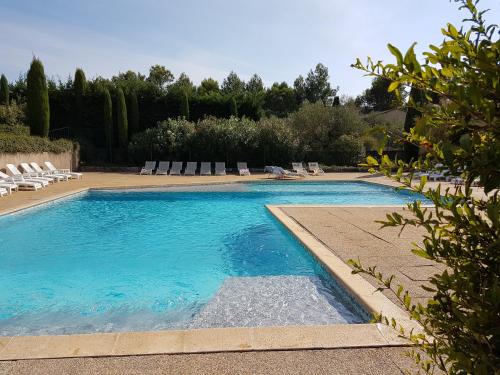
0 0 499 96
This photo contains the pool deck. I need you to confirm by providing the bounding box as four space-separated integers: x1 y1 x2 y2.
0 172 474 373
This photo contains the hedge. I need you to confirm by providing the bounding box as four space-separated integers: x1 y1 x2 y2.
0 133 74 154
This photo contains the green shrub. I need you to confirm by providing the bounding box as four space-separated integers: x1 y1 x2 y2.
0 133 73 154
26 58 50 137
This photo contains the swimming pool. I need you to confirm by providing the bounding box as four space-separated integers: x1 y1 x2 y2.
0 181 424 336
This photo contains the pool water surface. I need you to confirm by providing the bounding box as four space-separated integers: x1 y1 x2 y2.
0 181 424 335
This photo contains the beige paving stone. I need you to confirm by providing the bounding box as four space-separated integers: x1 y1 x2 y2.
0 338 12 355
0 336 51 360
45 333 119 358
113 331 183 355
250 324 387 350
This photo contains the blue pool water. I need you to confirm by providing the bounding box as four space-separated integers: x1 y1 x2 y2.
0 181 425 335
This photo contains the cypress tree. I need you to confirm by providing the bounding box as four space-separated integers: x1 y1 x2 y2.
74 68 87 127
116 88 128 148
127 91 140 136
103 88 113 161
231 97 238 117
0 74 9 105
180 91 189 120
26 58 50 137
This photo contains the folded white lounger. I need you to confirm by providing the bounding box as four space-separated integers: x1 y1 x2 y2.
45 161 83 179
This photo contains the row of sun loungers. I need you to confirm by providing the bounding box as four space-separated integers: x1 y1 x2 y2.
0 161 82 196
140 161 324 179
140 161 250 176
412 164 480 186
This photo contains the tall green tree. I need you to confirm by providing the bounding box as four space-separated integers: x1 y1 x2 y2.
246 74 264 94
180 91 190 120
127 90 140 136
352 0 499 373
103 88 113 161
264 82 298 117
221 71 245 96
74 68 87 127
116 88 128 148
0 74 9 105
147 64 174 92
294 63 336 104
198 78 220 95
26 58 50 137
355 76 403 111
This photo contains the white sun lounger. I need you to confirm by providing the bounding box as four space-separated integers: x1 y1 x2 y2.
156 161 170 175
215 162 226 176
307 162 325 175
200 162 212 176
0 179 18 194
184 162 197 176
0 187 8 197
292 162 309 176
20 163 59 183
0 171 42 191
6 164 50 187
140 161 156 175
30 162 69 181
45 161 83 179
169 162 183 175
237 162 250 176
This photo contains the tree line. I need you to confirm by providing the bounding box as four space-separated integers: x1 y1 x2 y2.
0 58 402 164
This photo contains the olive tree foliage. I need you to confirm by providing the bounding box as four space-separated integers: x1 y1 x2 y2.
289 102 367 164
26 58 50 137
351 1 499 373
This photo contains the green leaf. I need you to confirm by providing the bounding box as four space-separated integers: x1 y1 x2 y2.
387 81 400 92
387 44 404 65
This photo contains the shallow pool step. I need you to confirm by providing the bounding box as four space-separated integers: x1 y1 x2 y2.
189 275 362 328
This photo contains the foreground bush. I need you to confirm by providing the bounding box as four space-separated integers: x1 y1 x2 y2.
0 133 73 154
351 0 499 373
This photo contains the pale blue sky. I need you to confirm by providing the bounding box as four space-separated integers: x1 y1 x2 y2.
1 0 498 95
